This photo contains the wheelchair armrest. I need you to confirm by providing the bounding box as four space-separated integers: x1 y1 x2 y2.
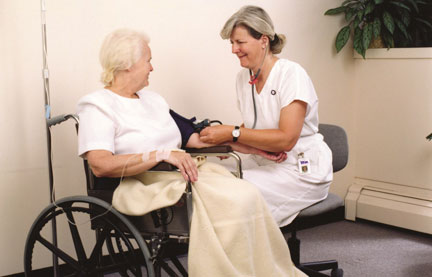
150 162 177 171
184 145 242 179
184 145 232 154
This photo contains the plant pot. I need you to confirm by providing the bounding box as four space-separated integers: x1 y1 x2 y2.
369 36 385 49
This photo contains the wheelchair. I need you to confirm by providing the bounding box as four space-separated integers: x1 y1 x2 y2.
23 114 242 277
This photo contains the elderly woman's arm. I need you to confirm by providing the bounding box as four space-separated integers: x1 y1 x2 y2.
86 149 198 182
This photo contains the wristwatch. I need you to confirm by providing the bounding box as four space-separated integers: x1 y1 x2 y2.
232 126 240 142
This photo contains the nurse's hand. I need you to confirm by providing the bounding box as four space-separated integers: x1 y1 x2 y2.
164 152 198 182
199 125 233 144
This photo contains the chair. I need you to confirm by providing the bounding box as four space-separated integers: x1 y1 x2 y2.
280 123 348 277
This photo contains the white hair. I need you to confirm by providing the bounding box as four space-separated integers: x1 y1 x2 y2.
99 28 150 86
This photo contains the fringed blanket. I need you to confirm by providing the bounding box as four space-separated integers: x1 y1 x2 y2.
113 161 306 277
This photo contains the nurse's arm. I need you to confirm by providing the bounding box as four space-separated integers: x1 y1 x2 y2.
187 132 285 162
199 100 306 152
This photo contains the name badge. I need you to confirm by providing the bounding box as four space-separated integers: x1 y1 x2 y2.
298 152 310 174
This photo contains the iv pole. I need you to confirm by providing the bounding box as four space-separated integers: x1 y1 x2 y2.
40 1 80 274
39 1 60 276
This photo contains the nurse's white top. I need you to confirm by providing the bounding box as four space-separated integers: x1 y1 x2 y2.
236 59 333 226
77 89 181 157
237 59 318 137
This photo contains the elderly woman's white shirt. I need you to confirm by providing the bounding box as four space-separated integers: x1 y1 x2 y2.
77 89 181 157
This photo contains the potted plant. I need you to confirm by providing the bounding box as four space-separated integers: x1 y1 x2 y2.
325 0 432 58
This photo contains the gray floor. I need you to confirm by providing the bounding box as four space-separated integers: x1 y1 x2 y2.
107 219 432 277
295 220 432 277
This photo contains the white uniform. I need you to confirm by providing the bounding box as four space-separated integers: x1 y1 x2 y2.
236 59 333 226
77 89 181 156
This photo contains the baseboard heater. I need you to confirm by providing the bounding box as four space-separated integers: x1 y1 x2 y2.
345 178 432 235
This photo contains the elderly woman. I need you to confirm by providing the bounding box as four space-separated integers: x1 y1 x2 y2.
77 28 305 276
200 6 333 227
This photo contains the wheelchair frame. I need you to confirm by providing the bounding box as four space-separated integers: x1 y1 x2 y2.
24 114 243 277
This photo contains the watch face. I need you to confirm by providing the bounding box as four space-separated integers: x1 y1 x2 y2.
232 129 240 137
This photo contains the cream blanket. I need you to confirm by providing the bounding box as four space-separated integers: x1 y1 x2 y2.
113 161 306 277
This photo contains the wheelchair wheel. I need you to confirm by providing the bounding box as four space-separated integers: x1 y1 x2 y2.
24 196 155 277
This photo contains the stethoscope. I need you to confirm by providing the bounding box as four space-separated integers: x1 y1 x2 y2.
248 43 268 129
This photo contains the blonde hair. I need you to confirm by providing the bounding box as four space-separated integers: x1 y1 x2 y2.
99 28 150 86
220 5 286 54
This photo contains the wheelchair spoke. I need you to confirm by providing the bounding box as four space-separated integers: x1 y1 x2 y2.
88 227 111 265
36 234 81 271
65 210 87 263
112 229 141 276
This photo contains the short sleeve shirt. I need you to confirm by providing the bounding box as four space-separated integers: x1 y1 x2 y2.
77 89 181 157
236 59 319 137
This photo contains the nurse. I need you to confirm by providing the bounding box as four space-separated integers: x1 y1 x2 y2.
200 5 333 226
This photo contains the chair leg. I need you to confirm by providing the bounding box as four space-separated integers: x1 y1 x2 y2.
302 260 338 272
156 259 180 277
154 263 162 277
288 230 300 266
298 265 329 277
170 255 188 276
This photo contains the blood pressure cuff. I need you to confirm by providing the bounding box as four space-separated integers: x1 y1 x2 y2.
169 109 196 148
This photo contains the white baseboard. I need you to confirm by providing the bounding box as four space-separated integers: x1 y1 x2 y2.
345 178 432 234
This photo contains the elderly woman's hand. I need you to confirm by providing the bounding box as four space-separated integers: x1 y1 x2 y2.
199 125 233 144
164 151 198 182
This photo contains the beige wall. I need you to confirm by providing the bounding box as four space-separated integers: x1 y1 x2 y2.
353 51 432 188
0 0 362 274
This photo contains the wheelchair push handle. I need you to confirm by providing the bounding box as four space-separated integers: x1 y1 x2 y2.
47 113 79 127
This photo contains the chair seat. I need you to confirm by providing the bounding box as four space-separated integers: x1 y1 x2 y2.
298 193 343 218
281 193 345 233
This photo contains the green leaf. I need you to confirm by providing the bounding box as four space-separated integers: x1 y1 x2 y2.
382 31 395 48
372 17 381 39
362 23 373 50
345 8 356 22
406 0 419 13
395 19 409 39
342 0 356 5
400 9 411 26
357 10 365 21
365 2 375 15
383 12 395 34
414 18 432 29
325 6 346 15
335 26 351 52
354 27 365 58
389 1 411 12
353 16 362 28
374 0 384 4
